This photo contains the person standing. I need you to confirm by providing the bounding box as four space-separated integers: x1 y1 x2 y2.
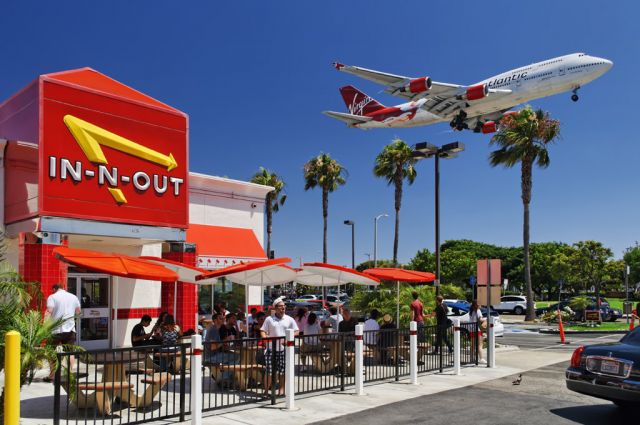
260 298 299 396
409 291 425 342
45 284 81 381
432 296 453 354
467 300 486 363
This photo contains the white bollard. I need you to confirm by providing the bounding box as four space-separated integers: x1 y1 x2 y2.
453 318 461 375
190 334 202 425
285 329 295 410
488 316 496 368
355 324 364 395
409 321 418 385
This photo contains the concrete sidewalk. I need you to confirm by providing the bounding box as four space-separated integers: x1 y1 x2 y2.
185 348 570 425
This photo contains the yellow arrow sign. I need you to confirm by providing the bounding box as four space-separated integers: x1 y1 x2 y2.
63 115 178 171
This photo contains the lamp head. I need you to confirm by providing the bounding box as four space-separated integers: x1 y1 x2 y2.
343 220 354 225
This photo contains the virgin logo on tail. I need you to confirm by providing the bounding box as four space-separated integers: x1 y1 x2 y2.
339 85 385 116
349 96 374 115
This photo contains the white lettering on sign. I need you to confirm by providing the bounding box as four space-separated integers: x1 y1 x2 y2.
48 156 183 198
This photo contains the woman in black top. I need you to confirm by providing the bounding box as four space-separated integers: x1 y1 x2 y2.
432 296 453 354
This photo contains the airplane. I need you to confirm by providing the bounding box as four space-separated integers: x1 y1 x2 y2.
323 53 612 133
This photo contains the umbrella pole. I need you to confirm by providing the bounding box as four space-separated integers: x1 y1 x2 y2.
173 281 178 318
113 276 118 349
396 280 400 328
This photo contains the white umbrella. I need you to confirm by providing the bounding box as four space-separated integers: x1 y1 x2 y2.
295 262 380 310
196 258 295 315
141 256 218 320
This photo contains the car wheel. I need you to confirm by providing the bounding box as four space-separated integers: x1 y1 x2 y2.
514 306 524 315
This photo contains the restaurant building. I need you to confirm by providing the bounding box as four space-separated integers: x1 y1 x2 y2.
0 68 269 349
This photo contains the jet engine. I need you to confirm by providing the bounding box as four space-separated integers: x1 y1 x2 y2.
466 84 488 101
401 77 432 93
481 121 497 134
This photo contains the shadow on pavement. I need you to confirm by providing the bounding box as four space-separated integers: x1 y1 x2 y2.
550 404 631 424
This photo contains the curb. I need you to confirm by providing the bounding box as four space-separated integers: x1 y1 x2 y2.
539 328 628 335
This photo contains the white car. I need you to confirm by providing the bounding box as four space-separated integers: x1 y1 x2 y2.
296 294 319 302
492 295 532 315
445 304 504 337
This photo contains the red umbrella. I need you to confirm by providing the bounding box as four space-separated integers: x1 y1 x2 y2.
53 247 180 348
363 268 436 325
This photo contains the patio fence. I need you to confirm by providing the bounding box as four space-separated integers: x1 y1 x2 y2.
54 323 479 424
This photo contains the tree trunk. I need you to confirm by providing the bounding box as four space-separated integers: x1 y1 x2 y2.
393 173 403 266
522 159 535 321
322 187 328 263
266 196 273 258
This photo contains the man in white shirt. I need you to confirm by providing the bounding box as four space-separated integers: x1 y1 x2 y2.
363 309 380 346
45 284 81 381
260 298 298 396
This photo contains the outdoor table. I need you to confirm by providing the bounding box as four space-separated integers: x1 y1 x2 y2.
319 336 342 372
77 351 172 415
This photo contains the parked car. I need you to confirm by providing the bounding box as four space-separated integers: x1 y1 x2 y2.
296 294 320 302
443 301 503 337
444 299 470 307
566 327 640 408
491 295 531 315
574 304 622 323
535 300 572 316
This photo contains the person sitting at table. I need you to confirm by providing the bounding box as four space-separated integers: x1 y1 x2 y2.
294 307 308 335
131 315 155 347
300 312 322 365
363 309 380 347
247 308 258 337
151 311 168 342
236 312 248 338
220 313 240 345
339 308 357 351
252 312 266 343
378 314 396 365
327 307 343 333
205 313 239 365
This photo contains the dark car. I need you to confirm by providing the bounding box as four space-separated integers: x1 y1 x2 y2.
535 300 571 316
566 327 640 407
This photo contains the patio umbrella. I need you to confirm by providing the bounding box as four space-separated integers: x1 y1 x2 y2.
52 247 180 348
141 256 218 321
295 262 380 309
363 268 436 326
196 257 296 315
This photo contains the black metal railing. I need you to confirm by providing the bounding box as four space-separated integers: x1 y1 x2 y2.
53 325 478 424
54 343 189 425
201 336 283 411
294 331 355 394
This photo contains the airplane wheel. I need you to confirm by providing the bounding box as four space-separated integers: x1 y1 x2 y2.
571 94 579 102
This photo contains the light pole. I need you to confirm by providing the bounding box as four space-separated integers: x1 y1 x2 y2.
413 141 465 296
343 220 355 269
373 213 388 268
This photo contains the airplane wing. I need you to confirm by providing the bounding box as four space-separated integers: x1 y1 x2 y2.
322 110 373 126
333 62 511 120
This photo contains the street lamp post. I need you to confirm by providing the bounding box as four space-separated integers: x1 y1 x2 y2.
413 141 465 297
373 214 388 268
344 220 355 269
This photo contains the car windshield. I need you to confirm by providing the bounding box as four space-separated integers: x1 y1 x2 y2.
620 328 640 346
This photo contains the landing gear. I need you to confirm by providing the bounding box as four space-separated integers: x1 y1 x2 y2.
473 121 483 133
450 110 468 131
571 87 580 102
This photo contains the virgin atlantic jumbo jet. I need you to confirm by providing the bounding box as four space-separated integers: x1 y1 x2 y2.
323 53 612 133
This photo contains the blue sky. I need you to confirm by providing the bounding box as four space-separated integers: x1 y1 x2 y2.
3 1 637 266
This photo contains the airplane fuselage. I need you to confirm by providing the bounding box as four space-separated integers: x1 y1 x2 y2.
354 53 612 129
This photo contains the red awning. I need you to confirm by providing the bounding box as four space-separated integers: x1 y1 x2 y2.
196 257 294 285
186 224 267 262
363 268 435 283
53 247 179 281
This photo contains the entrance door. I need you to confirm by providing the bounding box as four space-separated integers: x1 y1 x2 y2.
67 274 111 350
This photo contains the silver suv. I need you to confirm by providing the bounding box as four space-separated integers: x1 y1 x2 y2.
492 295 529 315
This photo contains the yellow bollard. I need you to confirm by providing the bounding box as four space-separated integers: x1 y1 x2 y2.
4 331 20 425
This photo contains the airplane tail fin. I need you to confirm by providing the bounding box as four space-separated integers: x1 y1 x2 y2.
339 85 385 116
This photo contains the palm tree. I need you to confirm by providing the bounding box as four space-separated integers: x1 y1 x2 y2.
303 153 347 262
250 167 287 258
373 139 417 265
489 106 560 321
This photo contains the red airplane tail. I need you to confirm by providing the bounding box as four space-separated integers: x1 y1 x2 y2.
339 85 385 116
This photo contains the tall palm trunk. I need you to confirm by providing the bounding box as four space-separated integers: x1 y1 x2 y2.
322 187 328 263
522 158 535 321
393 171 403 266
265 193 273 258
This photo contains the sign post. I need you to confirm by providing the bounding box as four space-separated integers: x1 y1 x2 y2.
477 259 501 369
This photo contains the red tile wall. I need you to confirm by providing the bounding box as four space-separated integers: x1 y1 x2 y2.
19 237 68 312
161 250 198 332
115 307 162 319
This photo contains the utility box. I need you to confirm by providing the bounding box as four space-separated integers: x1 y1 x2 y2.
623 302 633 315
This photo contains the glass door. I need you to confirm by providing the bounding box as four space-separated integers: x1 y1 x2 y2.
67 274 111 350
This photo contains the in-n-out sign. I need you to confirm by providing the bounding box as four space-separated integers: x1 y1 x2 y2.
49 114 184 204
48 156 184 201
